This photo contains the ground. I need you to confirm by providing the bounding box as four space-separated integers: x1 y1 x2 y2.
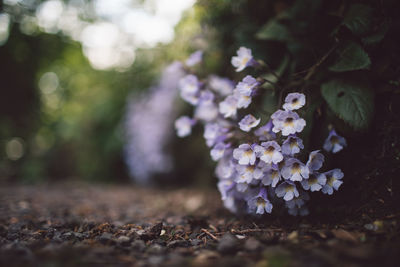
0 183 399 267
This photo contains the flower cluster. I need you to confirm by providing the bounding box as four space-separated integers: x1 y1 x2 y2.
175 48 346 216
125 62 185 184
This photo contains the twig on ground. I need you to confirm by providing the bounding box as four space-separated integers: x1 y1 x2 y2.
201 228 219 241
231 228 283 235
209 224 218 232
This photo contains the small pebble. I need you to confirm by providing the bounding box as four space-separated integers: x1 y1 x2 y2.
217 233 239 254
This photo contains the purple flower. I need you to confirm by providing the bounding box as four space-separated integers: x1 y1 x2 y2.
209 75 234 96
283 92 306 111
254 141 283 164
234 89 252 109
219 95 238 118
185 50 203 67
301 172 327 192
179 74 200 95
286 190 309 209
175 116 196 137
236 75 258 96
286 190 310 216
271 109 286 120
306 150 325 171
204 122 228 147
239 114 261 132
254 121 276 141
195 103 219 122
261 164 281 187
194 91 218 121
272 110 306 136
199 90 215 103
323 129 347 153
281 158 309 181
124 62 184 183
215 155 236 179
217 179 235 200
235 162 266 182
233 144 257 165
179 74 201 105
288 205 309 216
321 169 344 195
222 196 238 213
211 142 231 161
236 182 249 192
231 47 256 72
248 188 273 214
275 182 299 201
281 135 304 155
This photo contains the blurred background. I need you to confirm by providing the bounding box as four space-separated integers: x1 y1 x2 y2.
0 0 284 186
0 0 199 184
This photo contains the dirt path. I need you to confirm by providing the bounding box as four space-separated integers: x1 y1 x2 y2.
0 184 399 266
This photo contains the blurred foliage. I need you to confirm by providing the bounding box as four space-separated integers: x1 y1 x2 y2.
194 0 400 138
0 0 202 184
0 7 166 183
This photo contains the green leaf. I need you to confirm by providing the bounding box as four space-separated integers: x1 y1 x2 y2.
321 79 374 129
329 42 371 72
362 20 390 45
256 20 291 42
289 0 323 19
343 4 373 36
261 90 279 115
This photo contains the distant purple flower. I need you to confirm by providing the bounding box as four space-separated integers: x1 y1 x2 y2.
281 158 309 181
199 90 215 103
323 129 347 153
283 92 306 111
301 172 327 192
286 190 309 209
288 205 309 216
209 75 234 96
194 90 218 121
179 74 201 105
254 121 276 141
239 114 261 132
233 144 257 165
175 116 196 137
179 74 200 95
215 155 236 179
234 89 252 109
261 164 281 187
306 150 325 171
217 179 235 200
219 95 238 118
222 196 239 213
254 141 283 164
281 135 304 155
231 47 256 72
195 103 219 122
204 122 228 147
272 110 306 136
185 50 203 67
321 169 344 195
248 188 273 214
124 62 184 184
211 142 230 161
236 75 258 96
275 182 299 201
